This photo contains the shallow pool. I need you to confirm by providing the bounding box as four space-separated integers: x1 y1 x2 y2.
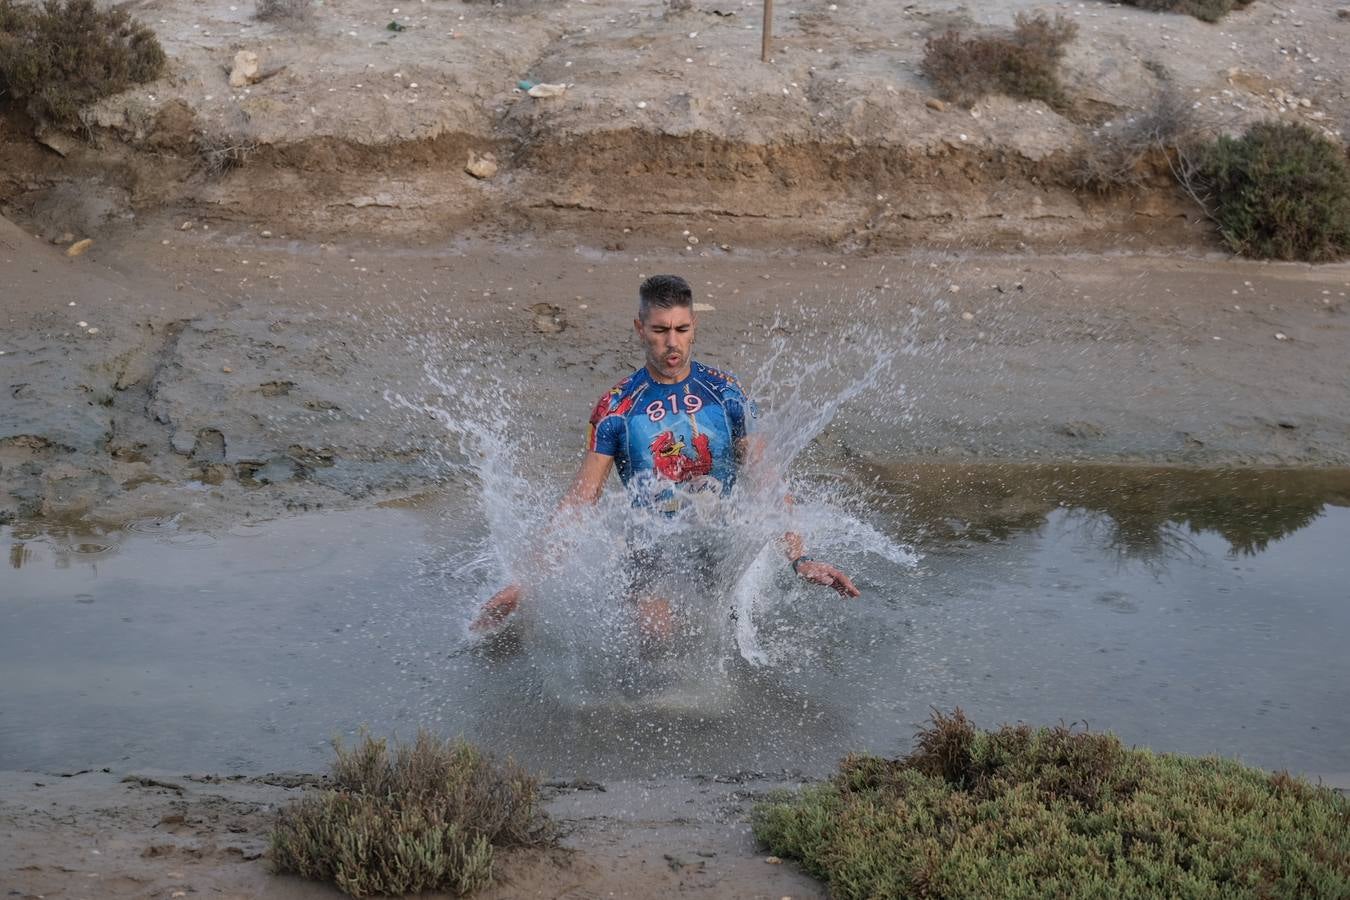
2 464 1348 781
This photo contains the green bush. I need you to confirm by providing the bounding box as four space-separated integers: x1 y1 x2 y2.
755 709 1350 900
921 13 1078 110
0 0 165 127
1115 0 1255 23
271 730 553 898
1197 122 1350 262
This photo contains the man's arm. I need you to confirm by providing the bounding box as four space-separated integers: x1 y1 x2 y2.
470 451 614 630
737 435 861 599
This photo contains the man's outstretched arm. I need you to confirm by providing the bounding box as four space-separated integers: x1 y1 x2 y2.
470 451 615 630
737 435 861 598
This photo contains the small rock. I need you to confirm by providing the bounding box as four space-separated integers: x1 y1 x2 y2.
531 302 565 333
948 284 960 293
687 235 699 245
180 221 194 231
465 151 499 180
229 50 260 88
222 366 233 373
925 97 946 112
170 431 197 455
1058 420 1105 440
960 311 975 321
527 82 567 98
260 230 273 238
1274 332 1289 341
693 302 716 312
35 126 78 158
66 238 93 257
765 856 782 864
1338 7 1350 19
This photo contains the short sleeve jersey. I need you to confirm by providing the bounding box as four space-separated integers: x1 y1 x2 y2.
587 361 753 510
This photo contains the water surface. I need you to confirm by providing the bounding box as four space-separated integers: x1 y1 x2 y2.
3 464 1347 780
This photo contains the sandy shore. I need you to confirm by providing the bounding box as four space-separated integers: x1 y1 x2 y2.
0 768 825 899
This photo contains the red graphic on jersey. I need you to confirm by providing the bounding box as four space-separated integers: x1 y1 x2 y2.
649 431 713 482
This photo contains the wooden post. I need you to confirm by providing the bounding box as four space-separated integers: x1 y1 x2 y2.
761 0 773 62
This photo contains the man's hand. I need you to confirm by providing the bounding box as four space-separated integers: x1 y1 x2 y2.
471 582 522 631
794 559 861 598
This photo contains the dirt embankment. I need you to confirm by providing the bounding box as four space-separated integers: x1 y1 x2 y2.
2 0 1347 249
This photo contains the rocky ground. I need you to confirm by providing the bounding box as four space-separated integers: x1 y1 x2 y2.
1 0 1348 250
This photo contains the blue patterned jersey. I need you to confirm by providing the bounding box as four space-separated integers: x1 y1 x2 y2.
587 361 753 510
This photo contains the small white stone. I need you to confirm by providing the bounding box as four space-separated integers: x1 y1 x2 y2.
77 320 88 327
87 327 99 334
1275 332 1289 341
961 311 975 321
949 284 960 293
637 101 648 108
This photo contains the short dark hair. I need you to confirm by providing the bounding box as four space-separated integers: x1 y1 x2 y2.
638 274 693 320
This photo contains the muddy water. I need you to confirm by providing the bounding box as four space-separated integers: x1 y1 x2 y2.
2 464 1349 780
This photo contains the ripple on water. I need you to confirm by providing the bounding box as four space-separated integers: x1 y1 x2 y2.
158 532 218 550
125 515 182 535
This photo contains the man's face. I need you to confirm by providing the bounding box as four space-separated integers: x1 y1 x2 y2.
635 305 697 383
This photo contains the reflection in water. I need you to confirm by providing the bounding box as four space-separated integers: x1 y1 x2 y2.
873 464 1350 560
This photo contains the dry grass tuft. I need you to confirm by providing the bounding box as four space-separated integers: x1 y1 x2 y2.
1113 0 1256 23
254 0 312 24
271 730 553 898
921 13 1078 111
1071 88 1200 193
0 0 165 128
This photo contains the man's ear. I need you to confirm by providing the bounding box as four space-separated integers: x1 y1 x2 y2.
633 317 644 337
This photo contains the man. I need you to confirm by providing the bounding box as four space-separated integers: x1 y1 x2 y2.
472 274 858 633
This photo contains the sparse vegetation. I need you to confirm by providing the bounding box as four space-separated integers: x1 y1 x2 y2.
1114 0 1256 24
755 709 1350 900
1071 88 1200 193
197 131 258 177
254 0 312 24
1194 122 1350 261
921 14 1078 111
0 0 165 127
271 730 553 898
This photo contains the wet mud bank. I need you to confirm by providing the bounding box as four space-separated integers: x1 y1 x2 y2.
3 213 1350 528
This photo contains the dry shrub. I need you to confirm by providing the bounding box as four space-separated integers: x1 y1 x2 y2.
1114 0 1256 23
1072 88 1200 193
755 709 1350 900
271 730 553 898
0 0 165 127
254 0 312 24
1194 122 1350 262
921 13 1078 110
197 131 258 176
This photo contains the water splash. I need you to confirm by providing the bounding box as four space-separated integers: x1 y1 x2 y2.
388 296 920 706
